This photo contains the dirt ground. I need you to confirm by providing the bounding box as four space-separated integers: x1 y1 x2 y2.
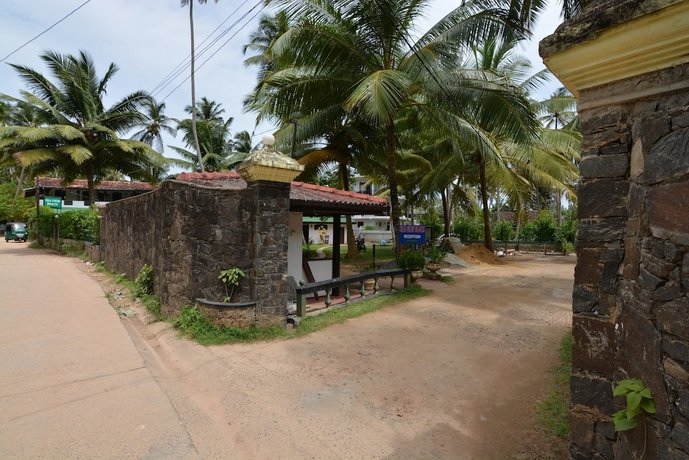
86 253 574 459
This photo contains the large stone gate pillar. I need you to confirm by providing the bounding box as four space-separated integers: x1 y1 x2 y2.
541 1 689 458
237 135 304 326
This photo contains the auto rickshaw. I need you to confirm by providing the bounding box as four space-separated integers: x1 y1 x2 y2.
5 222 28 242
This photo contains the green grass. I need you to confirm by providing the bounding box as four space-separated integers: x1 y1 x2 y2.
175 285 429 345
96 264 165 321
322 244 396 261
536 331 573 438
439 275 454 284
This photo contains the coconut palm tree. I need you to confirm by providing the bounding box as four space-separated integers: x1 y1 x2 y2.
131 97 178 152
180 0 219 173
233 130 253 153
247 0 536 254
171 98 236 171
0 50 163 203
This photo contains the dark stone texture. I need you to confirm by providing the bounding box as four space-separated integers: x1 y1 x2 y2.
658 446 689 460
617 306 672 422
644 128 689 184
595 420 616 439
648 182 689 246
580 154 629 179
656 298 689 341
593 432 615 459
578 218 626 244
573 285 599 313
663 336 689 364
684 252 689 291
642 253 678 279
674 110 689 129
575 248 601 284
578 180 629 219
570 411 595 450
573 316 616 377
672 423 689 453
102 179 291 326
571 373 614 414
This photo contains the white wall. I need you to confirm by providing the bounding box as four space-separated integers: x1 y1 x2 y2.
287 212 303 282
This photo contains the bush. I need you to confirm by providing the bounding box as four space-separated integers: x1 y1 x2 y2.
533 211 557 242
398 249 425 271
134 264 154 297
493 220 515 241
518 222 537 241
34 207 100 243
453 216 483 241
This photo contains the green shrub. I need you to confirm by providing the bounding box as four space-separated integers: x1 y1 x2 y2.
533 211 558 242
134 264 154 297
398 249 425 271
453 216 483 241
493 220 515 241
518 222 537 241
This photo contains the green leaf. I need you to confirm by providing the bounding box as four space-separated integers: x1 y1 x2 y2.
614 414 639 431
640 387 652 399
626 404 641 420
613 383 629 397
627 392 642 411
640 398 656 414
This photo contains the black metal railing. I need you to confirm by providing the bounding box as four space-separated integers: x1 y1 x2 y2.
294 268 410 317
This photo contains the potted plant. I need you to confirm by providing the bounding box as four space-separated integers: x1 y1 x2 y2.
425 246 446 273
398 249 425 281
219 267 246 302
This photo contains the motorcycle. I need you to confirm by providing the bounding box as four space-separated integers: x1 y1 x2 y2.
356 235 366 252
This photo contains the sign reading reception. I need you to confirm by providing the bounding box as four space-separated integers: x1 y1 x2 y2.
399 225 426 245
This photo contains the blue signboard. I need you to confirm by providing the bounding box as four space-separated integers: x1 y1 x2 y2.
399 225 427 245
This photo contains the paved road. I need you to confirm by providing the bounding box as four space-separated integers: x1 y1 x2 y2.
0 240 197 459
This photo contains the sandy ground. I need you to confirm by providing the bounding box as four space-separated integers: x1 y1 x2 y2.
1 239 575 459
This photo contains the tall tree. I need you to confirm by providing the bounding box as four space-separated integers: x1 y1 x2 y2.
180 0 219 173
0 51 162 203
131 97 178 152
248 0 535 255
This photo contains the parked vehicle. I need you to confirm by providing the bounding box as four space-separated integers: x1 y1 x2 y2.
356 234 366 252
5 222 28 242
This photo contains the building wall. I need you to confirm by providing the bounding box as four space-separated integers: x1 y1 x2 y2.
570 64 689 459
101 179 290 326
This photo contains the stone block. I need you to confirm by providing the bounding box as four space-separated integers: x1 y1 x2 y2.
570 411 595 449
578 218 626 243
638 266 665 291
575 248 601 284
673 111 689 129
573 316 616 377
593 432 614 459
648 182 689 246
601 261 620 294
595 420 616 439
665 358 689 384
657 298 689 341
579 180 629 218
579 107 623 134
672 423 689 453
641 253 677 279
644 128 689 184
632 113 671 153
573 284 599 313
683 253 689 291
657 446 689 460
663 336 689 364
623 237 641 279
580 154 629 179
571 373 614 414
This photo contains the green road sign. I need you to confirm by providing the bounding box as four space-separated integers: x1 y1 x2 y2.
43 196 62 209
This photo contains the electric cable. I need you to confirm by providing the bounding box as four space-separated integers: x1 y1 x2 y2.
1 0 95 63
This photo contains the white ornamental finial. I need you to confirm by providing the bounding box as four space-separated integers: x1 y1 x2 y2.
262 133 276 147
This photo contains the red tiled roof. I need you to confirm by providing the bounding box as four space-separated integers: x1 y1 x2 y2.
36 177 153 191
175 171 388 214
290 181 387 205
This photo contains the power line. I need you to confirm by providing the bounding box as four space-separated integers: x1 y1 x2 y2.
0 0 95 63
159 1 267 103
150 0 254 95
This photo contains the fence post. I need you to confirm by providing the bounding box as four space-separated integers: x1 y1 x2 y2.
296 292 306 317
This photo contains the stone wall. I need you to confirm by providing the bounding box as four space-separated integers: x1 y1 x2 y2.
101 179 289 326
570 64 689 459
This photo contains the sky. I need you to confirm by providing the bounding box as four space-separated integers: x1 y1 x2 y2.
1 0 565 165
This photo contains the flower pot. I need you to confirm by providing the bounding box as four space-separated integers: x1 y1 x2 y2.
411 270 423 281
426 262 441 273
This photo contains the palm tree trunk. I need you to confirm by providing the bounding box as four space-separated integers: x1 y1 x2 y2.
188 1 205 172
441 188 451 237
14 166 27 199
556 189 562 225
87 177 97 206
495 187 501 222
340 162 359 258
479 157 494 252
385 121 401 258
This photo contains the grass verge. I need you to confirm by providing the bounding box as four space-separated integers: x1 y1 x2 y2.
536 330 573 438
176 285 429 345
96 263 165 321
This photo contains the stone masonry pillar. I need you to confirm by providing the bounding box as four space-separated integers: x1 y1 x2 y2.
237 134 304 326
541 1 689 458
